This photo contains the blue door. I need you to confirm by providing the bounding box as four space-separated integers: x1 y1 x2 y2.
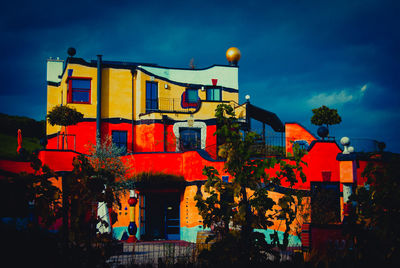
144 192 180 240
165 194 180 240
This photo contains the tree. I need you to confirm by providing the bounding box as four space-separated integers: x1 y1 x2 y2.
311 105 342 130
195 104 307 265
47 105 83 149
2 137 129 267
346 153 400 266
59 136 131 266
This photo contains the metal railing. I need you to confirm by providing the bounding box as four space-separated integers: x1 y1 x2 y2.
107 241 197 267
106 240 302 267
56 133 76 151
146 98 199 113
251 134 286 157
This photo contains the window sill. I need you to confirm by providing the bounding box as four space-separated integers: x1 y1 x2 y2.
67 102 91 104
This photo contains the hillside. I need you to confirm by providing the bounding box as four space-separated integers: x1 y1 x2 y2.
0 113 44 160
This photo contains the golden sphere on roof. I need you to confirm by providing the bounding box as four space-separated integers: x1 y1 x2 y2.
226 47 241 65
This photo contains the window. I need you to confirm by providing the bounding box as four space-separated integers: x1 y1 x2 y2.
146 81 158 112
293 140 309 151
181 88 199 108
206 88 221 101
68 78 91 103
179 128 201 150
186 88 198 103
112 131 128 155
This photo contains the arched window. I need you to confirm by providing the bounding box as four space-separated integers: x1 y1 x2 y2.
293 140 309 151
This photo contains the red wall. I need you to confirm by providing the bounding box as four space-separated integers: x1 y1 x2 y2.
302 142 342 187
47 121 96 154
47 121 219 160
41 140 345 191
356 160 369 186
0 160 34 175
311 226 345 250
38 150 80 172
205 125 217 159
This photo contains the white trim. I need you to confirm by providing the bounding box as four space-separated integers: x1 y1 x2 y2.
173 121 207 151
140 65 239 90
135 71 142 115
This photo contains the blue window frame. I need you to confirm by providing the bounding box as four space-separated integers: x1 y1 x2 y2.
206 88 221 101
186 88 198 103
112 130 127 155
179 128 201 150
68 78 91 103
146 81 158 112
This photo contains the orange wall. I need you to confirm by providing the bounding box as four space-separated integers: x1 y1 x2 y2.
285 123 317 155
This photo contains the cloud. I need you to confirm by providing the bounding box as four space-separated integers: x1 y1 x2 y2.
307 84 368 107
360 84 367 92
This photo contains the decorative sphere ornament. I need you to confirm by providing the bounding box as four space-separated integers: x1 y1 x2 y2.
128 197 138 206
67 47 76 57
340 137 350 146
348 146 354 153
378 142 386 151
226 47 241 65
317 126 329 139
128 222 137 235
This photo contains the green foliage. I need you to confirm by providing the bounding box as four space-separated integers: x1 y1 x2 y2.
14 157 62 228
0 113 44 160
122 171 185 190
0 112 45 138
346 153 400 265
0 132 41 160
311 187 341 224
311 105 342 129
87 136 127 184
1 137 129 266
47 105 84 127
196 104 307 264
198 230 280 267
61 137 131 265
67 154 119 240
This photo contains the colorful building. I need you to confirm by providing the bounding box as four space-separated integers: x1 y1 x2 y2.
0 47 380 250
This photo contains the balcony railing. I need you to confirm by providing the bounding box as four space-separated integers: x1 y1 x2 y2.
56 133 76 151
146 98 199 113
251 136 286 157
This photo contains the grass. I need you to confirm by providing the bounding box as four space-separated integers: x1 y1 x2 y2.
0 132 41 160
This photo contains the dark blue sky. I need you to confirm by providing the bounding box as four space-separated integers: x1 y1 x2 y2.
1 0 399 152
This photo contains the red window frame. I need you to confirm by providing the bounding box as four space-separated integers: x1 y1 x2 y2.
66 77 92 104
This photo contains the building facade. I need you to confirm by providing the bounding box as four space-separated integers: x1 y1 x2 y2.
33 48 373 246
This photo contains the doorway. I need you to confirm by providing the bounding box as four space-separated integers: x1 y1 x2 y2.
142 192 180 240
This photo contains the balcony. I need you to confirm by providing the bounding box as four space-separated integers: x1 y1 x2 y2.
146 98 199 114
56 133 76 151
251 135 286 157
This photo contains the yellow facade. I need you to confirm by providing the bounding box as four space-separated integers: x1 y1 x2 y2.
46 59 239 136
